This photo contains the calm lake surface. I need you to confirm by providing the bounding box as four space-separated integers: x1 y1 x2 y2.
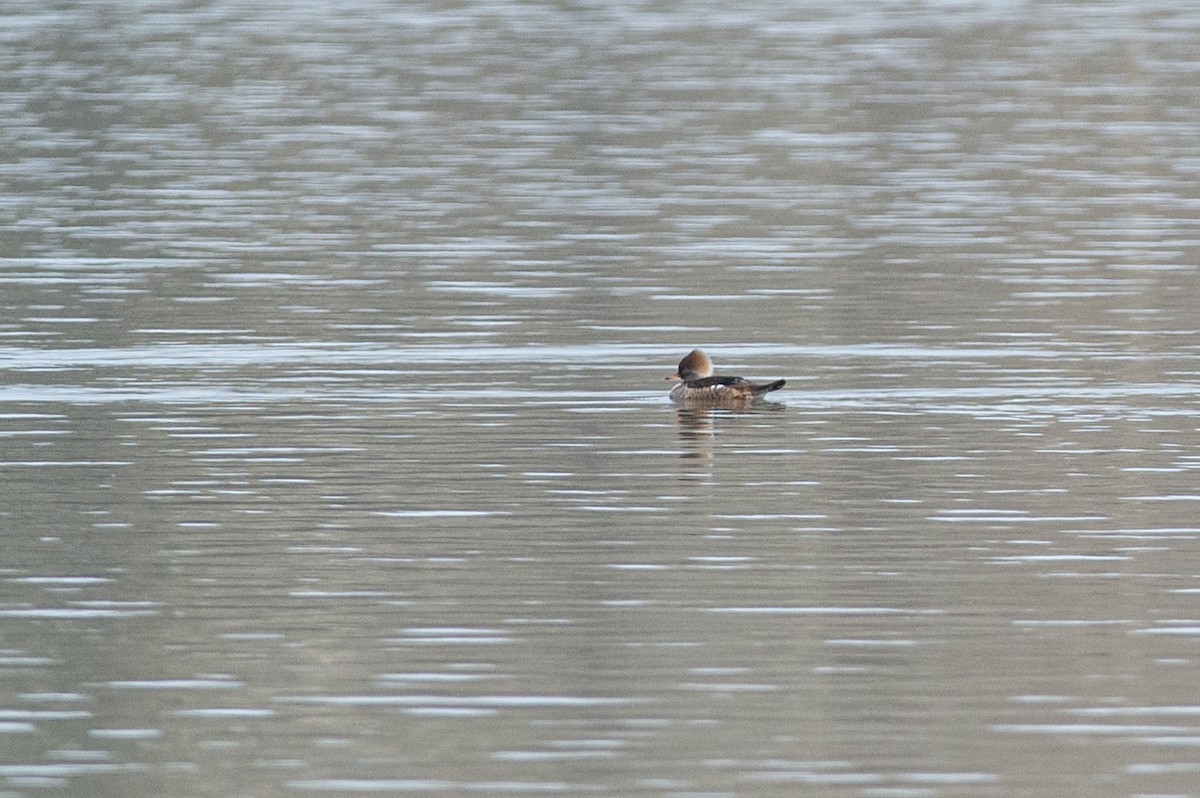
4 1 1200 796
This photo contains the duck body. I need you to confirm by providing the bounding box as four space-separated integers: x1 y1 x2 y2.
666 349 785 405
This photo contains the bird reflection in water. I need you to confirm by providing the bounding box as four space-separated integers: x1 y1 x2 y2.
673 401 786 460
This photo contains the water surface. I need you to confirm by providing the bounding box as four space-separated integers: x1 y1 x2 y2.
3 1 1200 796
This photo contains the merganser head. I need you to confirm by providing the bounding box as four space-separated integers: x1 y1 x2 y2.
667 349 714 381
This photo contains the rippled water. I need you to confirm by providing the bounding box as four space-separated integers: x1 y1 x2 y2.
4 1 1200 796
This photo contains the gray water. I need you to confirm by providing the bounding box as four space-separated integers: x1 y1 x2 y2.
4 1 1200 796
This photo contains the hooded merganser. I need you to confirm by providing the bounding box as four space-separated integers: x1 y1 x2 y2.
666 349 785 404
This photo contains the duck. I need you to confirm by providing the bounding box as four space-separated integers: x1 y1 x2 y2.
666 349 785 404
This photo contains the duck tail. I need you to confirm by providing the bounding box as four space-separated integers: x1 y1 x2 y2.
755 379 786 395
